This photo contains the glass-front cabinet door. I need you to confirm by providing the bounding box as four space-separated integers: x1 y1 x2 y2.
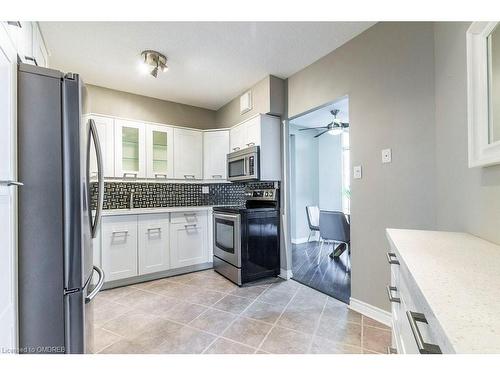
146 124 174 179
114 119 146 178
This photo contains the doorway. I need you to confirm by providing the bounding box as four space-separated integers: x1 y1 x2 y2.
288 96 351 303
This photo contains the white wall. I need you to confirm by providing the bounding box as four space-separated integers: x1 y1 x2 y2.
289 126 319 242
318 134 343 211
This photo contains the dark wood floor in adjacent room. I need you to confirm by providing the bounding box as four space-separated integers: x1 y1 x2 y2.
291 241 351 304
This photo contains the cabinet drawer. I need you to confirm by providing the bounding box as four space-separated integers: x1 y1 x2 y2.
170 211 207 224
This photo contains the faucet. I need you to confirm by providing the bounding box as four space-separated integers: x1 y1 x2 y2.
129 189 135 210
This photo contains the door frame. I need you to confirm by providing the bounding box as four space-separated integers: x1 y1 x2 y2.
0 23 19 353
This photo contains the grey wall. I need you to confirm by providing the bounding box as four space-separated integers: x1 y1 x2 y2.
434 22 500 244
288 22 437 311
215 75 285 127
86 85 217 129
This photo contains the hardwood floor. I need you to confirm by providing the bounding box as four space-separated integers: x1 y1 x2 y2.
291 241 351 304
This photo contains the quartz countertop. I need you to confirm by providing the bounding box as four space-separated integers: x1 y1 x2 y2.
386 228 500 354
101 206 215 216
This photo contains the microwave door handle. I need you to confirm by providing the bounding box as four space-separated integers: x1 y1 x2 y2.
244 156 248 176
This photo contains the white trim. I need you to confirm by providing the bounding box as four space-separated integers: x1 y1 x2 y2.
279 268 293 280
349 297 391 327
291 237 309 244
467 22 500 167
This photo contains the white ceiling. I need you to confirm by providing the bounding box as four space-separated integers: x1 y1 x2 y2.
39 22 374 110
289 96 349 128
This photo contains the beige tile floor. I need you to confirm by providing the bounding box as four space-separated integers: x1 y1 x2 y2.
91 269 391 354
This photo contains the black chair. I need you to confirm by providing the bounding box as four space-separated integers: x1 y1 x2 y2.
319 210 350 261
305 206 320 242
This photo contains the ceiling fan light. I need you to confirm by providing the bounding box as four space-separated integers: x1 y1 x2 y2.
140 50 168 78
328 128 343 136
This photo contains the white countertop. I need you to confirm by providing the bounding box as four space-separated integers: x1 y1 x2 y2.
101 206 214 216
386 228 500 354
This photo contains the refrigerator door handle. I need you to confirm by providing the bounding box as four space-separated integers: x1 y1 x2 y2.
85 265 105 304
88 119 104 239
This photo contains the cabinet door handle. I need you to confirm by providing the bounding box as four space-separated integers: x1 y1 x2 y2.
112 230 129 235
406 311 442 354
155 173 167 179
147 227 162 232
7 21 22 28
184 174 195 179
246 142 255 147
184 224 197 228
183 213 197 217
386 286 401 303
232 147 240 151
24 56 38 66
386 252 400 265
0 180 24 187
123 172 138 179
212 174 222 179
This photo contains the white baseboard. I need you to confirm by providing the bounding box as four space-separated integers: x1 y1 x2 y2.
291 237 309 244
349 298 391 327
279 268 293 280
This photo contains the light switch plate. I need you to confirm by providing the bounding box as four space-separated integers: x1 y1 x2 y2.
382 148 392 163
202 186 209 194
353 165 362 179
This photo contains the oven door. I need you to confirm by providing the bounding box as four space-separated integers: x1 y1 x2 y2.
213 212 241 267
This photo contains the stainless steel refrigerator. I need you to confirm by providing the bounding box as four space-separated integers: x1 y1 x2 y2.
17 63 105 354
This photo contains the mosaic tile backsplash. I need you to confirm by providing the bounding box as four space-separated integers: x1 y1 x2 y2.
90 181 278 210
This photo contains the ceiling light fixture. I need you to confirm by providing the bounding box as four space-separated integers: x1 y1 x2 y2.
139 50 168 78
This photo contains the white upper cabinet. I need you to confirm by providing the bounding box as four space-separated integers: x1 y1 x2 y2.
146 124 174 179
203 130 229 180
173 128 203 179
4 22 49 68
229 123 246 152
86 115 115 178
114 119 147 178
32 23 48 68
229 114 281 181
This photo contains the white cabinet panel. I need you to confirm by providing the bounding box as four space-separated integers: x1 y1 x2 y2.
138 215 170 275
173 128 202 179
203 130 229 180
146 124 174 179
114 119 146 178
244 116 261 148
229 124 245 152
170 212 208 268
101 216 138 281
86 115 115 178
32 23 48 68
18 22 33 64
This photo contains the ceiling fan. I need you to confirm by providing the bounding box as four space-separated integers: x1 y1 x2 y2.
299 109 349 138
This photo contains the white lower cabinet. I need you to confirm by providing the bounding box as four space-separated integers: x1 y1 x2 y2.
101 216 138 282
100 210 211 283
170 211 209 268
138 215 170 275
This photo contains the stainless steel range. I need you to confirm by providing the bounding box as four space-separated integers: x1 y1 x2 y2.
213 188 280 285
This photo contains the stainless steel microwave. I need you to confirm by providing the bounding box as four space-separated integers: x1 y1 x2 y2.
227 146 260 182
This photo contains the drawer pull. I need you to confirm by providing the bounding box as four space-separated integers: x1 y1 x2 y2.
406 311 442 354
112 230 129 235
147 227 162 232
123 172 138 179
212 174 222 179
184 224 197 228
386 286 401 303
184 174 196 179
387 347 397 354
155 173 167 179
386 252 400 265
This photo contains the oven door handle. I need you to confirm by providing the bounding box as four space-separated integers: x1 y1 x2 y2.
214 213 241 221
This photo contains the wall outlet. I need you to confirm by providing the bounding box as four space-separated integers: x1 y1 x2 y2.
382 148 392 163
202 186 210 194
353 165 362 179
